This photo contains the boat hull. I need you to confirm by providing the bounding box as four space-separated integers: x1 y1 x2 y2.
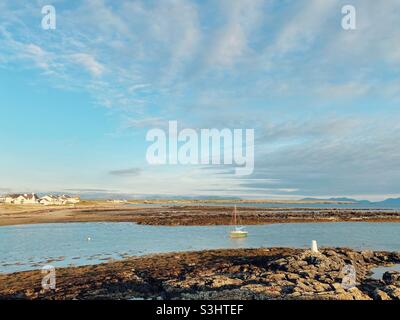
230 231 248 238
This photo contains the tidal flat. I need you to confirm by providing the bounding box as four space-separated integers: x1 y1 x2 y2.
1 204 400 227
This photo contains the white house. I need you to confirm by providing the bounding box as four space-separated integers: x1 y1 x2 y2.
39 195 60 206
4 193 40 205
39 195 80 206
60 195 80 204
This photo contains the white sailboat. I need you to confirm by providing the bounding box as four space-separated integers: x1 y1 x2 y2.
230 205 248 238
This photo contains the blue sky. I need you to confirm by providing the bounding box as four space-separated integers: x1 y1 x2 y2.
1 0 400 200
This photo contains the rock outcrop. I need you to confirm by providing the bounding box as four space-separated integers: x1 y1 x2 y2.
1 248 400 300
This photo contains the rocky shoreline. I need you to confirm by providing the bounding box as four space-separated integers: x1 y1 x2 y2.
1 247 400 300
1 205 400 227
130 206 400 226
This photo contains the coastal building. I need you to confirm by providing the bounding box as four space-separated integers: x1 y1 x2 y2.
4 193 40 205
39 195 80 206
39 195 60 206
60 195 80 205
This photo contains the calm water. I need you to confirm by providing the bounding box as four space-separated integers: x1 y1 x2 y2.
1 222 399 274
371 264 400 280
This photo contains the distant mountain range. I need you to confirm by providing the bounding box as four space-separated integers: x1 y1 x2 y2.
301 197 400 207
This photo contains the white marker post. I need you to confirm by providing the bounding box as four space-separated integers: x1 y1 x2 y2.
311 240 318 253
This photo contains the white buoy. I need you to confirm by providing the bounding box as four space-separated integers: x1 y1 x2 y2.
311 240 318 253
87 237 91 241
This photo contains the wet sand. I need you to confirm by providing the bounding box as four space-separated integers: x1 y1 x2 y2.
0 204 400 227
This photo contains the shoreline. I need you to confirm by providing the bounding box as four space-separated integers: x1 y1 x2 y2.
1 204 400 227
1 247 400 300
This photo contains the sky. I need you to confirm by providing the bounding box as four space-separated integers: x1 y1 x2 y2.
1 0 400 200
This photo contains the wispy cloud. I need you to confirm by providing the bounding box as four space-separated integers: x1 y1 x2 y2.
205 0 265 67
109 168 142 177
69 53 105 77
125 117 166 129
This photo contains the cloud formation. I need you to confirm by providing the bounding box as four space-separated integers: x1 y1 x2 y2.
70 53 105 77
109 168 142 177
0 0 400 199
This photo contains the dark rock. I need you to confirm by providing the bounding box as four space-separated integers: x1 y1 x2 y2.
372 289 392 300
389 252 400 263
361 250 374 262
305 256 321 266
386 287 400 300
383 271 400 285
